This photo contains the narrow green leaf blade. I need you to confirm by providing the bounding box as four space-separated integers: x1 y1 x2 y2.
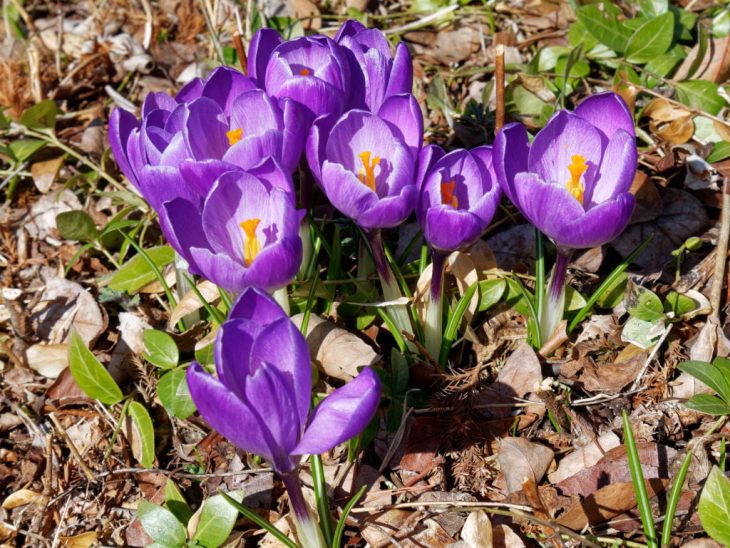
68 331 123 405
107 245 175 293
128 401 155 468
699 466 730 545
685 395 730 416
678 360 730 402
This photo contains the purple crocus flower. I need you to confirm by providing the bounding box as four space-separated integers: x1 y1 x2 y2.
335 20 413 112
494 91 637 340
416 145 502 359
108 66 306 213
187 288 381 546
159 160 304 292
248 29 351 121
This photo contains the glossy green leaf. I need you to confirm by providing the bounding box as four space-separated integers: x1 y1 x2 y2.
192 491 244 548
477 279 506 312
68 330 123 405
707 141 730 163
699 466 730 545
20 99 58 130
678 360 730 403
621 316 666 350
55 210 99 242
628 287 664 322
686 394 730 416
165 479 192 525
128 401 155 468
107 245 175 293
596 272 628 309
625 12 674 64
158 369 197 419
143 329 179 370
575 3 632 53
137 501 187 547
675 80 728 115
644 45 686 85
637 0 668 17
9 139 46 162
663 291 698 317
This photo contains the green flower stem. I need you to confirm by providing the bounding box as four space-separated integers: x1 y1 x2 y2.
281 470 327 548
424 250 446 361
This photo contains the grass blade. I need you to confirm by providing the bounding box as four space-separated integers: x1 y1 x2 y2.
438 282 477 366
660 450 692 547
310 454 334 544
333 485 367 548
220 491 297 548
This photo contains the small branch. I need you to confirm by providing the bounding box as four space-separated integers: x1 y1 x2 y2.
494 44 505 134
710 178 730 320
48 412 97 483
232 33 247 74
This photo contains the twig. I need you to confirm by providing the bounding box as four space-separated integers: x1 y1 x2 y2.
710 178 730 319
48 412 97 483
494 44 505 134
629 324 674 392
383 5 459 35
232 33 247 74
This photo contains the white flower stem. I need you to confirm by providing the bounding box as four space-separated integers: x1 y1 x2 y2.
538 248 572 342
424 250 446 361
281 471 327 548
174 253 200 328
272 286 291 316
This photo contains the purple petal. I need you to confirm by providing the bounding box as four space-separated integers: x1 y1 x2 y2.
158 133 190 167
202 66 256 114
187 362 276 464
176 78 203 103
511 171 584 236
137 165 198 211
559 193 636 248
214 318 255 399
280 99 307 172
416 144 445 191
108 108 140 187
158 198 209 271
246 157 295 193
270 76 345 120
493 122 529 204
187 247 248 291
586 130 637 207
334 19 367 42
179 159 238 196
377 94 423 159
229 287 290 325
142 92 176 116
356 185 418 229
222 130 285 171
243 236 302 290
423 207 486 251
528 111 603 188
248 28 283 84
292 367 381 455
320 162 379 221
385 43 413 98
229 89 283 137
184 98 229 160
575 91 635 140
305 114 337 183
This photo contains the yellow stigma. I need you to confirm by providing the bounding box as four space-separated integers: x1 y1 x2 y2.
240 218 261 267
227 128 243 146
357 151 380 192
566 154 587 204
300 68 311 76
441 179 458 209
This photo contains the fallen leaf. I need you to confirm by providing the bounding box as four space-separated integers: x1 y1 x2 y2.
60 531 98 548
26 189 83 241
493 524 525 548
30 156 64 193
498 437 554 494
560 348 646 393
487 224 535 272
548 432 621 484
2 488 41 509
168 279 219 328
460 510 492 548
291 314 380 381
285 0 321 29
674 37 730 83
643 98 694 144
25 343 68 378
496 342 543 399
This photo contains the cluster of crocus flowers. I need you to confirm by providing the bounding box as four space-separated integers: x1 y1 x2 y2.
494 92 637 340
416 145 502 358
187 289 381 548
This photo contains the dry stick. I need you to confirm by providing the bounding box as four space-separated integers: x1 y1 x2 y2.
494 44 506 134
48 412 97 483
710 178 730 320
232 33 247 75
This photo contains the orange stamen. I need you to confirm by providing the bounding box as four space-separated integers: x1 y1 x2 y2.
240 218 261 267
566 154 587 204
227 128 243 146
357 151 380 192
441 179 458 209
300 68 311 76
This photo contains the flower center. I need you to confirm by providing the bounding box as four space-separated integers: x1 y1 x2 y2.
441 179 458 209
357 151 380 192
227 128 243 146
240 218 261 267
299 68 311 76
566 154 587 204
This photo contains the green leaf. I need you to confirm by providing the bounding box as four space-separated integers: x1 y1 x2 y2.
675 80 728 116
712 7 730 38
165 479 192 525
596 272 627 309
137 500 187 547
644 45 685 85
564 286 587 316
477 279 506 312
567 19 598 50
707 141 730 163
628 287 664 322
128 401 155 468
20 99 58 131
637 0 668 17
625 12 675 64
663 291 699 317
194 343 215 366
158 369 197 419
107 245 175 293
55 210 99 242
575 3 632 53
678 360 730 403
143 330 179 370
9 139 46 162
192 491 244 548
686 394 730 416
699 466 730 545
621 316 666 350
68 330 123 405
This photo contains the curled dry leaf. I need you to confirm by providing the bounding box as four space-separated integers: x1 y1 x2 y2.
30 156 64 193
674 38 730 84
59 531 99 548
498 437 554 494
168 279 219 329
26 189 83 241
2 488 41 509
548 431 621 484
643 98 694 145
560 346 646 393
495 342 542 400
291 313 379 381
460 510 492 548
109 312 151 380
25 342 68 378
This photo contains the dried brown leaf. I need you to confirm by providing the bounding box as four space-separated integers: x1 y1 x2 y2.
498 437 554 494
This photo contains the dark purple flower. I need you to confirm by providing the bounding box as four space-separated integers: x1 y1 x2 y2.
108 66 306 212
159 159 304 292
416 145 501 252
306 94 423 229
248 29 351 120
187 288 381 474
494 92 636 249
335 20 413 112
